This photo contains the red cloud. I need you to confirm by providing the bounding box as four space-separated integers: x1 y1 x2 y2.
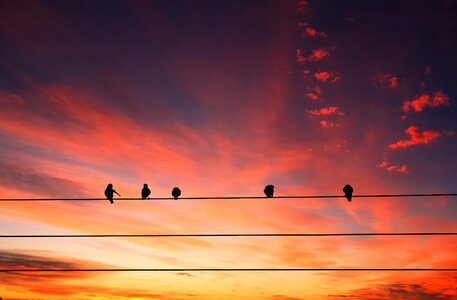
388 126 441 149
307 48 330 61
305 86 321 101
313 71 341 83
295 49 306 63
296 48 331 63
298 22 327 38
372 73 398 88
307 106 343 116
320 120 336 128
296 0 308 14
377 159 409 174
401 91 450 113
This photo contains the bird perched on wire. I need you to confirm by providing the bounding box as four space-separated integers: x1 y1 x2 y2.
141 184 151 199
264 185 274 198
172 187 181 200
343 184 353 202
105 183 121 204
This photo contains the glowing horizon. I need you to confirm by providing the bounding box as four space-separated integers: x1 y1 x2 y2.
0 0 456 299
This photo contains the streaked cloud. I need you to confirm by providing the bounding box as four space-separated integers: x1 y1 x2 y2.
388 126 441 149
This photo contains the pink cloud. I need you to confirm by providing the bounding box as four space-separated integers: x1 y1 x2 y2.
401 91 450 113
377 159 409 174
307 106 343 116
388 126 441 149
313 71 341 83
372 73 398 88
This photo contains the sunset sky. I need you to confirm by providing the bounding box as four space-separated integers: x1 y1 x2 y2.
1 0 457 299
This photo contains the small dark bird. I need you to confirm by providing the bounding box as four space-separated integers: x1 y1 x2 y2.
172 187 181 200
105 183 121 204
343 184 354 202
264 185 274 198
141 183 151 199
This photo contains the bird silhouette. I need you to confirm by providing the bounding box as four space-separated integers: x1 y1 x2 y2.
141 184 151 199
105 183 121 204
264 185 274 198
172 187 181 200
343 184 353 202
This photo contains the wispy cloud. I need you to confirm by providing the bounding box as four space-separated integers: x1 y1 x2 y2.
0 160 90 197
402 91 450 113
388 126 441 149
307 106 343 116
377 159 408 174
314 71 341 83
373 73 398 88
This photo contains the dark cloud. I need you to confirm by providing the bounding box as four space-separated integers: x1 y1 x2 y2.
347 282 457 300
0 161 90 197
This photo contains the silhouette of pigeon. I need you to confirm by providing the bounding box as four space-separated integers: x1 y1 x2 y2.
172 187 181 200
264 185 274 198
105 183 121 204
141 183 151 199
343 184 353 202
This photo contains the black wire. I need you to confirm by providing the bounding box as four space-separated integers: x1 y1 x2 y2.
0 268 456 273
1 232 456 238
0 193 456 201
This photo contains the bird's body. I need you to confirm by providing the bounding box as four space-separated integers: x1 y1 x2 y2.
105 183 120 204
142 184 151 199
343 184 354 202
172 187 181 200
264 185 274 198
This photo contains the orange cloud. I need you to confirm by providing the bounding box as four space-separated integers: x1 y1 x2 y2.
307 106 343 116
313 71 341 83
388 126 441 149
372 73 398 88
377 159 409 174
401 91 450 113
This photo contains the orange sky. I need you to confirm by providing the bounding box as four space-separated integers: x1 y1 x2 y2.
0 0 456 299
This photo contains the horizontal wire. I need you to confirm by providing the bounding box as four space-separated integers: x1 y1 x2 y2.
1 268 456 273
1 232 456 238
0 193 456 201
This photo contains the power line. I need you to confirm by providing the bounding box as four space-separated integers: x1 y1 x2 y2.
1 232 456 238
0 193 456 201
0 268 456 273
